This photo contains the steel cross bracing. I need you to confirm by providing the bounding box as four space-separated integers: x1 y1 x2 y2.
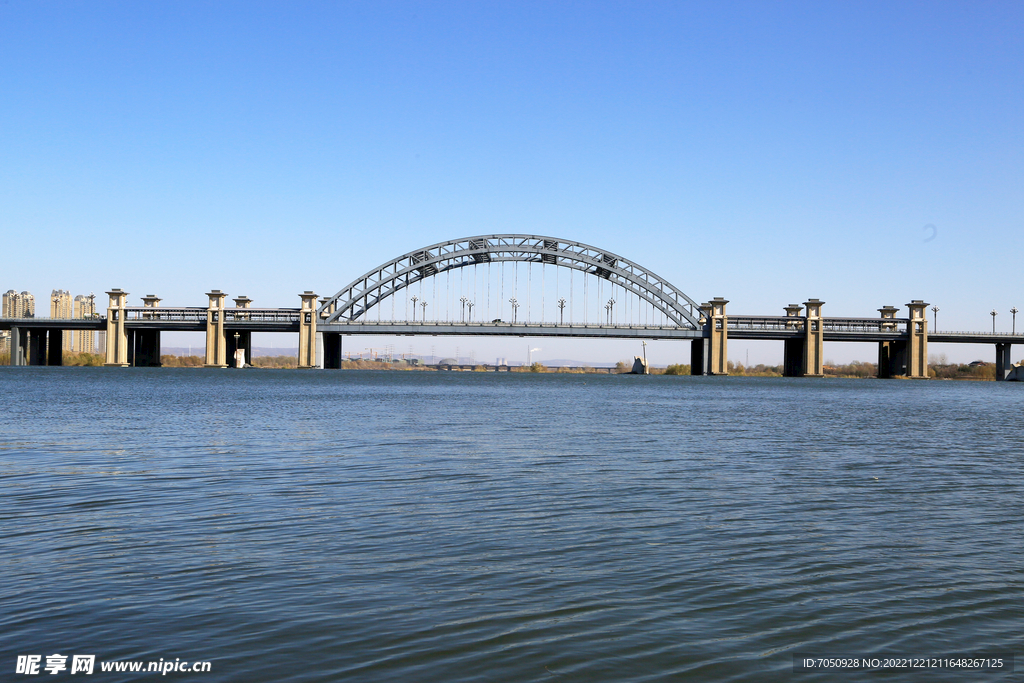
317 235 702 328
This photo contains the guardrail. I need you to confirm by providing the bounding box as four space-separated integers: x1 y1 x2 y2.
121 308 302 323
728 316 911 334
327 319 693 331
0 316 105 322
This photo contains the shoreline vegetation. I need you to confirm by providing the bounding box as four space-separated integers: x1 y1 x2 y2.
0 352 1004 379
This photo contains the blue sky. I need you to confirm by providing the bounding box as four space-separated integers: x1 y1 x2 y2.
1 1 1021 364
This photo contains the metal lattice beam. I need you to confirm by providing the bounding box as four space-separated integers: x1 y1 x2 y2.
318 235 702 328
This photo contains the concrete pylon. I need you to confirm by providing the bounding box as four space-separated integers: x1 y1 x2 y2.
782 304 804 377
709 297 729 375
204 290 228 368
905 300 929 379
228 296 253 368
996 343 1012 381
691 303 711 375
802 299 825 377
9 326 25 366
133 295 162 367
298 291 318 369
877 305 901 378
104 289 129 367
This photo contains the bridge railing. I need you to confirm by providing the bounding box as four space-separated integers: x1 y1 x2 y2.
124 307 207 322
727 316 911 333
122 308 302 323
327 319 691 331
0 316 105 322
824 317 910 333
223 309 301 323
727 316 803 332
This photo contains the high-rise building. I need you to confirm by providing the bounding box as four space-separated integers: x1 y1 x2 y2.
2 290 15 318
3 290 35 318
20 291 35 318
73 294 97 354
51 290 74 351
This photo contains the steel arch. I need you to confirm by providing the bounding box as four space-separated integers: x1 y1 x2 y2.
318 235 702 328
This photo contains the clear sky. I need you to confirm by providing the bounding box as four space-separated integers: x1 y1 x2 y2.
2 1 1021 365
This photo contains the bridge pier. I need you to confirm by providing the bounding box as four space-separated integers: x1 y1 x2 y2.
782 304 804 377
204 290 228 368
996 343 1012 381
709 298 729 374
46 330 63 366
802 299 825 377
297 291 318 369
320 332 342 369
878 340 907 378
876 306 900 378
26 329 47 365
690 338 709 375
226 331 251 368
104 289 130 366
130 329 162 367
132 295 162 367
9 326 26 366
783 339 804 376
906 300 929 379
228 296 253 368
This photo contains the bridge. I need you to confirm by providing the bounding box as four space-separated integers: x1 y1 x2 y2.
2 234 1021 379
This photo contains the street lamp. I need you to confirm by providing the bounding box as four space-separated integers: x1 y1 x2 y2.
467 301 474 322
931 305 939 331
421 300 428 321
509 297 519 323
557 298 566 324
460 296 468 322
991 309 997 333
1012 307 1019 335
411 296 418 321
605 298 615 325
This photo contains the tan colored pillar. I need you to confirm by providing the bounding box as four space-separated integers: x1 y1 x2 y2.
319 296 336 320
906 300 929 378
204 290 228 368
104 289 129 366
803 299 825 377
141 294 161 320
298 291 318 368
784 304 803 328
709 297 728 375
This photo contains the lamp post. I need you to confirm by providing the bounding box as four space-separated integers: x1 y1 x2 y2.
1012 307 1018 335
931 305 939 331
421 300 428 321
411 296 418 321
557 298 566 324
605 298 615 325
460 296 468 322
991 309 998 333
467 301 474 322
509 297 519 324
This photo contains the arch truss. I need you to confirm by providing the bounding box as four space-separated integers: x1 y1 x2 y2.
318 234 702 328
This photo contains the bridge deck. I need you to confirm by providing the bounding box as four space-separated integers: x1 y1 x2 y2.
3 316 1023 345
